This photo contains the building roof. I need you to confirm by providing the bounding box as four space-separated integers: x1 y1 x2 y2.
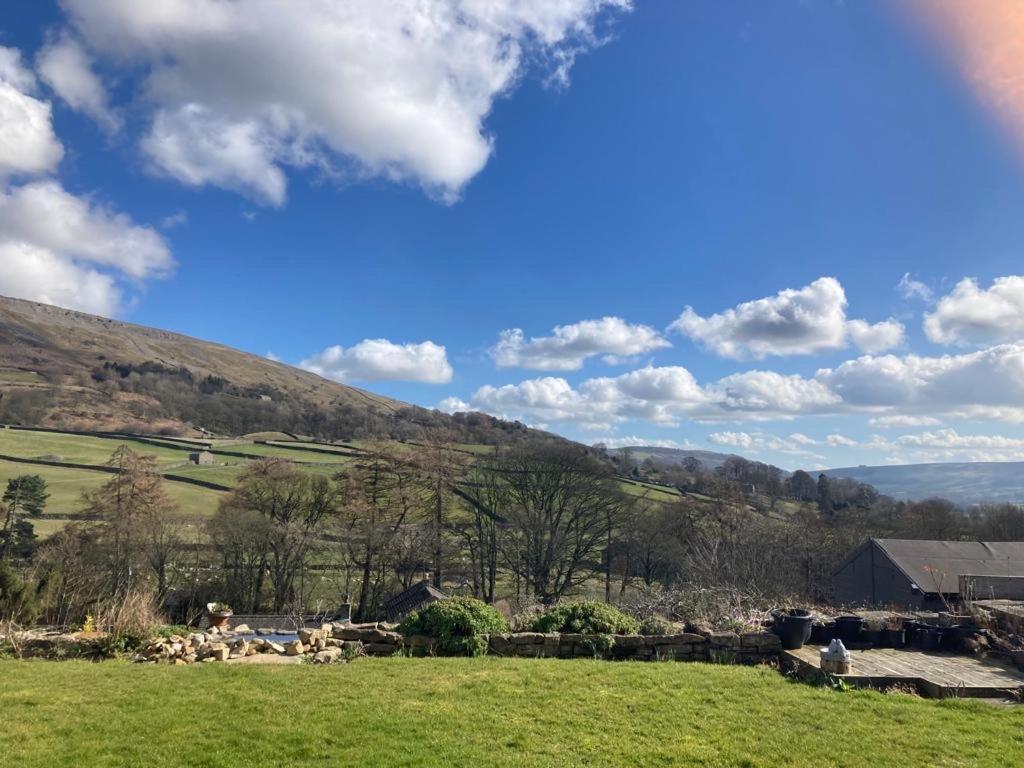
382 580 448 619
870 539 1024 594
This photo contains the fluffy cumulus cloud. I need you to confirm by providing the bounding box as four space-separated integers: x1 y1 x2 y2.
589 436 694 450
868 414 942 428
491 316 669 370
817 344 1024 421
58 0 631 204
924 276 1024 346
448 340 1024 432
0 46 64 178
36 35 120 134
894 428 1024 462
0 181 173 316
669 277 903 359
707 430 824 458
300 339 453 384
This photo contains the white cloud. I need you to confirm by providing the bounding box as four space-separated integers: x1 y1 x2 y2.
817 344 1024 421
438 396 470 414
868 415 942 429
708 370 840 419
895 428 1024 462
0 240 121 316
847 318 905 354
300 339 453 383
491 316 670 370
457 337 1024 434
669 277 901 358
0 181 173 280
708 430 823 458
590 436 694 450
826 433 857 447
924 276 1024 346
788 433 818 445
708 431 755 449
0 180 172 316
897 272 933 302
0 47 63 178
36 35 120 133
160 210 188 229
141 105 289 205
60 0 630 204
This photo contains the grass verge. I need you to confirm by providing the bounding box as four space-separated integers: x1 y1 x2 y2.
0 658 1020 767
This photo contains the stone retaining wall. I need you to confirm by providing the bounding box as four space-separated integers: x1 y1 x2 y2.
10 624 781 666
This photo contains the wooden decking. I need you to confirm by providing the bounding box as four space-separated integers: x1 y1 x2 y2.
782 646 1024 699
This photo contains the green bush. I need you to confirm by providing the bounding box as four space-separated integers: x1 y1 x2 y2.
529 601 640 635
399 597 509 657
638 615 676 636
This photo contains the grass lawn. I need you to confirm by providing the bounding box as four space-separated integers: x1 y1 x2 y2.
0 658 1019 767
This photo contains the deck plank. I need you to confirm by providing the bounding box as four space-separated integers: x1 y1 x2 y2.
782 646 1024 699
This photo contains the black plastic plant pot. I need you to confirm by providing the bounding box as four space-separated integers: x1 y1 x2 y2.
834 615 865 644
883 628 906 649
920 628 943 652
809 622 835 646
776 613 814 650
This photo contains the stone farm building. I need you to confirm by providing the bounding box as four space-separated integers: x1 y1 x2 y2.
188 450 214 465
832 538 1024 609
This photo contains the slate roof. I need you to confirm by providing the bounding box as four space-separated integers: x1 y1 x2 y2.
872 539 1024 594
383 580 448 621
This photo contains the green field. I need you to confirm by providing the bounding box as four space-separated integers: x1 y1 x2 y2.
211 442 353 463
0 659 1019 767
0 459 223 530
0 429 200 467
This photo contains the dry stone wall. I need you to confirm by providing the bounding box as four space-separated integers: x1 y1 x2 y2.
10 624 782 665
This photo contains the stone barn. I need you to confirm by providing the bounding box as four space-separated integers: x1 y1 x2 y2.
188 450 215 465
832 538 1024 609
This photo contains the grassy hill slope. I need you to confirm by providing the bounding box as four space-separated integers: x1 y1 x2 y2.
0 295 399 434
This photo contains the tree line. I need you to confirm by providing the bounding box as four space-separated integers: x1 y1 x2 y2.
2 441 1023 627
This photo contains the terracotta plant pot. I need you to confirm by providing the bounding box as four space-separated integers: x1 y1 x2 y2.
206 611 232 631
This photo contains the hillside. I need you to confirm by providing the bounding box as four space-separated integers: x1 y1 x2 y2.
0 296 556 450
0 295 406 435
822 462 1024 505
610 445 738 470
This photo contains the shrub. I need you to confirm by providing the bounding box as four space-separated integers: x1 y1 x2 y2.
95 589 164 655
399 597 508 657
529 601 640 635
638 615 676 636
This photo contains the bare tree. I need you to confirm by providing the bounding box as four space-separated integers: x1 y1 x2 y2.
80 447 178 594
500 445 626 604
337 444 424 621
220 459 340 612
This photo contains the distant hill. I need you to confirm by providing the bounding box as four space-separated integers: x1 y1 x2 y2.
0 295 549 446
610 445 738 470
822 462 1024 505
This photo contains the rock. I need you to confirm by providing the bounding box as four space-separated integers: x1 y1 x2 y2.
267 641 286 654
708 631 740 648
298 628 315 644
314 648 342 664
510 632 545 645
233 624 251 634
740 632 781 651
284 640 305 656
256 628 275 636
488 634 514 655
363 642 398 656
209 643 230 662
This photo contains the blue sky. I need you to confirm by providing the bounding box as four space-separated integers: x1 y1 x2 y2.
3 0 1024 469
